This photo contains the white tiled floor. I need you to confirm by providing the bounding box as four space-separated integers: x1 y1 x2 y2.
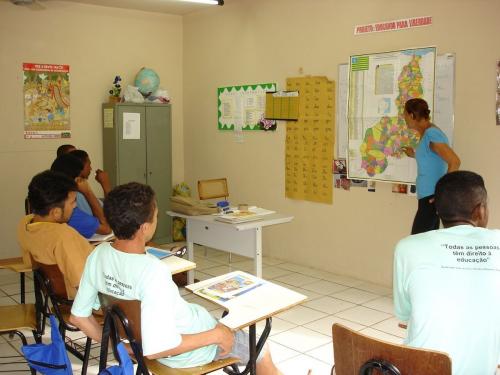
0 247 408 374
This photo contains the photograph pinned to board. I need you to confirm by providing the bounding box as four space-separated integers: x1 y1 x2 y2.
392 183 417 196
407 184 417 196
333 159 368 190
367 181 376 192
392 183 408 194
333 158 349 190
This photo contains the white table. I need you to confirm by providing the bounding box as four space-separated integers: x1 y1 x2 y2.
187 271 307 374
167 211 293 283
162 255 196 275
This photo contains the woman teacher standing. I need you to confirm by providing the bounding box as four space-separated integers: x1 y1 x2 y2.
402 98 461 234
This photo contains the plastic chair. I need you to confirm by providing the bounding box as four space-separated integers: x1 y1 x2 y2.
0 303 39 374
331 323 451 375
33 264 96 375
98 293 239 375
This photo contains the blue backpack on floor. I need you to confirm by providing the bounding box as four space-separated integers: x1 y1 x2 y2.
98 342 134 375
21 315 73 375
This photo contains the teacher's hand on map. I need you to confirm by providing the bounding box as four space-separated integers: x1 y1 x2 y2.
401 146 415 158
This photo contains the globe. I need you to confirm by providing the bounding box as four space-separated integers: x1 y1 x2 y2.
134 68 160 96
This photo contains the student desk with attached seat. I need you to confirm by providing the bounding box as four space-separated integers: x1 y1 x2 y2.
167 211 294 283
187 271 307 375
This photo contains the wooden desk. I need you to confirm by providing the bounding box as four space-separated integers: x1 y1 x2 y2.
167 211 294 283
0 257 30 304
187 271 306 375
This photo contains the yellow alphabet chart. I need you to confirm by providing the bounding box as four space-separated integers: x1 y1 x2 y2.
285 76 335 204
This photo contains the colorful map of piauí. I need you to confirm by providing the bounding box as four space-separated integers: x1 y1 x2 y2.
347 48 436 183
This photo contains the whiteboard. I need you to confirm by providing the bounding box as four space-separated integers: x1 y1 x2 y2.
336 53 456 160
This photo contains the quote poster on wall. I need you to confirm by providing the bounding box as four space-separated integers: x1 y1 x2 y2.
23 63 71 139
285 76 335 204
218 83 276 131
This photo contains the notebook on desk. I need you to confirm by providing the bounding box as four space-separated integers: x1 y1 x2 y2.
146 247 175 260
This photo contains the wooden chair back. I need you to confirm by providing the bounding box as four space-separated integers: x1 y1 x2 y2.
332 323 451 375
197 178 228 200
99 293 142 344
98 293 239 375
36 263 69 300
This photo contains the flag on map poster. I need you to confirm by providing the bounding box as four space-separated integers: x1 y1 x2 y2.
23 63 71 139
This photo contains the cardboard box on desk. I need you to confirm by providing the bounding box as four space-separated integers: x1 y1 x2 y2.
170 196 218 216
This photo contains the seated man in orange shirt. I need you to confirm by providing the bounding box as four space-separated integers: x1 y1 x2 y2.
17 170 93 299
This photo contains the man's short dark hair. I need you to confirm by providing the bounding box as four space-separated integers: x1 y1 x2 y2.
51 154 83 180
70 149 89 165
435 171 487 225
104 183 156 240
56 144 76 157
28 170 77 216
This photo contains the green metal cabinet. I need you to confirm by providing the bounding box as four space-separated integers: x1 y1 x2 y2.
102 103 172 243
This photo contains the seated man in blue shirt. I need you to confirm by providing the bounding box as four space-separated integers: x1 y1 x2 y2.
51 154 111 238
394 171 500 375
70 149 111 215
70 182 282 374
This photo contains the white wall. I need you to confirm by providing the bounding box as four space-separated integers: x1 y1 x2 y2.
183 0 500 285
2 0 499 287
0 1 184 257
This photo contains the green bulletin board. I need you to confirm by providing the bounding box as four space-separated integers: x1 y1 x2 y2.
218 83 276 130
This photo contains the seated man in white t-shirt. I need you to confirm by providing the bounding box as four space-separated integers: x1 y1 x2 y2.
69 182 282 374
394 171 500 375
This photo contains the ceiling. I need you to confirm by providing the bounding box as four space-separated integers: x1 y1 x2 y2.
9 0 227 15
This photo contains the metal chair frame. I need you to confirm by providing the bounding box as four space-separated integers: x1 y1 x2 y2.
33 266 93 375
98 293 241 375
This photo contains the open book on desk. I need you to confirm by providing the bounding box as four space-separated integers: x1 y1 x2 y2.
214 207 275 224
192 271 264 303
187 271 307 330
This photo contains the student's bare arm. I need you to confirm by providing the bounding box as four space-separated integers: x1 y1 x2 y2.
69 314 102 342
146 323 234 359
76 178 111 234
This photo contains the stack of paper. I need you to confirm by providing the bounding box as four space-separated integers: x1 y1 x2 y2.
214 207 275 224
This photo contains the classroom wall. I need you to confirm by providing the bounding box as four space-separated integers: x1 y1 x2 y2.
183 0 500 285
0 1 184 258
